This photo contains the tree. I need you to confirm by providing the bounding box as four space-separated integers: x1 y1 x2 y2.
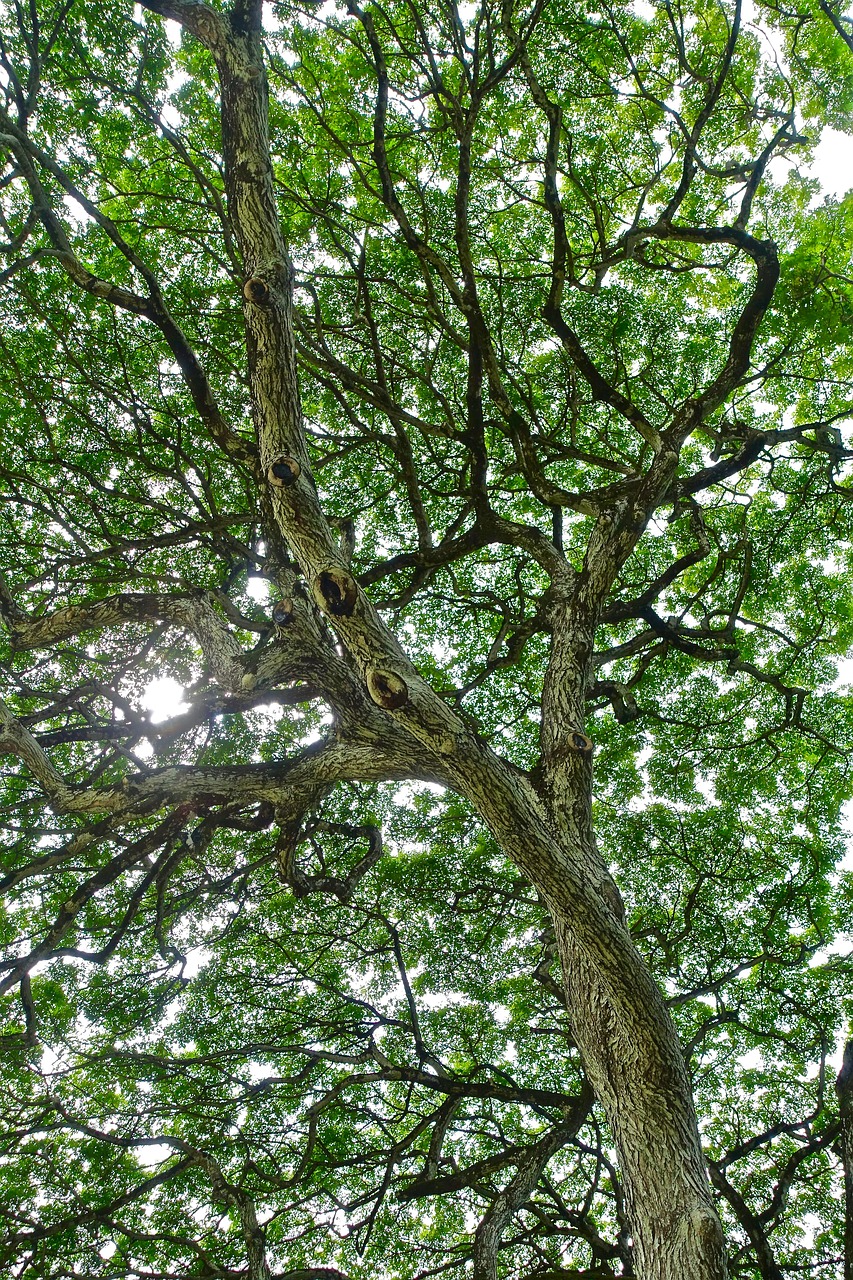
0 0 851 1275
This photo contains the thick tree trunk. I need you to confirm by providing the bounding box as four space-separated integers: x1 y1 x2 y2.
554 919 727 1280
147 6 728 1275
538 610 726 1279
838 1039 853 1280
463 769 727 1280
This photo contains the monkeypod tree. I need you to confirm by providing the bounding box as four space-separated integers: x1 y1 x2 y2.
0 0 851 1276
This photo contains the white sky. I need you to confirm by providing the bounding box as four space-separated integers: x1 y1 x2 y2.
800 126 853 199
143 676 189 724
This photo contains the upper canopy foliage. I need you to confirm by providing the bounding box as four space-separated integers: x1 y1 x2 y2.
0 0 852 1276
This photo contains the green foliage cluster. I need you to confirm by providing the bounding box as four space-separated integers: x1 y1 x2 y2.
0 0 851 1276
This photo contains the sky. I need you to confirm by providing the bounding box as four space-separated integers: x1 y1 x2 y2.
799 126 853 199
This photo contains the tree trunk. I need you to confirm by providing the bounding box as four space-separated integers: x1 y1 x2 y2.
462 766 727 1280
838 1039 853 1280
539 608 727 1280
554 919 727 1280
145 6 728 1275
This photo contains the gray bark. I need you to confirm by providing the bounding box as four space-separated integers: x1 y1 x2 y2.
838 1039 853 1280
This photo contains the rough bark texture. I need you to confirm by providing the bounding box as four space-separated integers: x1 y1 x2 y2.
839 1040 853 1280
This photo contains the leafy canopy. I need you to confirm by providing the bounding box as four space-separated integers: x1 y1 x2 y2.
0 0 852 1277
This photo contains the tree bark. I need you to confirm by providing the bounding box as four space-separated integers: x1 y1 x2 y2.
838 1039 853 1280
554 921 726 1280
454 754 727 1280
138 4 728 1275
